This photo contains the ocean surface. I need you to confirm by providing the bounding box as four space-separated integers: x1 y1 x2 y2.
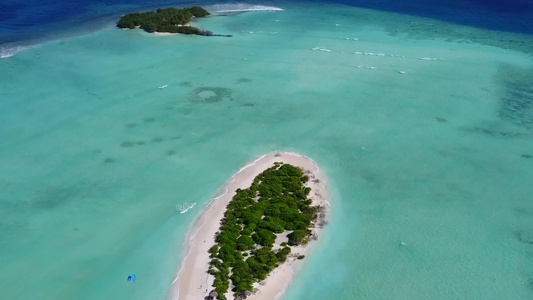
1 1 533 299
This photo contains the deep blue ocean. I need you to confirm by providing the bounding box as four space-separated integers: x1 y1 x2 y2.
1 0 532 48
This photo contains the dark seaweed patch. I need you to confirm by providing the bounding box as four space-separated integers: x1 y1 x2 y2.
242 103 255 108
468 127 524 138
137 141 146 145
151 137 164 143
144 117 155 122
521 154 532 159
179 81 192 87
168 150 177 156
126 123 137 128
435 117 447 123
29 186 80 209
103 158 116 163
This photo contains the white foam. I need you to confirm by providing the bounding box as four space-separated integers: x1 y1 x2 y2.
158 84 168 89
0 45 30 59
418 57 444 61
311 47 331 52
209 3 283 13
176 202 197 214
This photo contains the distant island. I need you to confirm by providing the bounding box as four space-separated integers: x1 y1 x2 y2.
167 152 330 300
117 7 216 36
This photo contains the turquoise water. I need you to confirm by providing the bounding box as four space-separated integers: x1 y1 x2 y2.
1 3 533 299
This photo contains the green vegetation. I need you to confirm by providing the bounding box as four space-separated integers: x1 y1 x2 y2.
297 255 305 260
117 7 212 35
207 163 319 300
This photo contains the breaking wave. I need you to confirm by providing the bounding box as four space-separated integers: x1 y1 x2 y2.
0 45 30 59
176 202 197 214
207 3 283 14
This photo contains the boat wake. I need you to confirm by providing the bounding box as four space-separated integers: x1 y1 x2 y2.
208 3 283 14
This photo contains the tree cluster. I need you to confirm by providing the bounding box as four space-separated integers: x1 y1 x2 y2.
117 7 210 35
207 163 318 299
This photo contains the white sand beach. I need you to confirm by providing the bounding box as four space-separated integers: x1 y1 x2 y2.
152 32 177 36
167 152 330 300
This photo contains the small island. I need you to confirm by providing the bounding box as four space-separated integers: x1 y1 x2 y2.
117 7 214 36
208 162 321 299
167 152 330 300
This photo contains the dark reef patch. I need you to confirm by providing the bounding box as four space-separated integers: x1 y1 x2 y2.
121 141 136 148
435 117 448 123
190 87 233 103
126 123 137 128
168 150 177 156
144 117 155 122
103 158 116 163
137 141 146 145
179 81 192 87
151 137 164 143
515 230 533 245
521 154 532 159
242 103 255 108
236 77 253 84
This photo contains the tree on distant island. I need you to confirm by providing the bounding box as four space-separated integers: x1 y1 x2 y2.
117 7 212 35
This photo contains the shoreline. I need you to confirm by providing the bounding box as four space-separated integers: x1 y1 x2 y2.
167 152 330 300
151 22 193 37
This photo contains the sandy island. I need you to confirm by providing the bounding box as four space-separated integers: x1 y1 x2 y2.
167 152 330 300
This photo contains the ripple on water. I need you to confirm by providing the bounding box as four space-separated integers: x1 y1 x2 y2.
497 65 533 130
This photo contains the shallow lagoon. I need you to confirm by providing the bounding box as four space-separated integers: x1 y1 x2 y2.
1 2 533 299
